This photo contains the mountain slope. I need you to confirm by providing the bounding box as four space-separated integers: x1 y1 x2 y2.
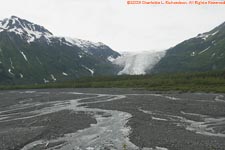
0 16 120 84
152 21 225 73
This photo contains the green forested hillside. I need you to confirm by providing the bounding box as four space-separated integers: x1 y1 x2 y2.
152 22 225 73
2 71 225 93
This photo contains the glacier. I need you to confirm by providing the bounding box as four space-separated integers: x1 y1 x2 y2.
113 51 165 75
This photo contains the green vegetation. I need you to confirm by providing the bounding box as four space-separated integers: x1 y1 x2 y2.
1 70 225 93
0 29 120 85
152 21 225 73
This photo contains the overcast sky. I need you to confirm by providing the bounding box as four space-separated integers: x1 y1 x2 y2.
0 0 225 52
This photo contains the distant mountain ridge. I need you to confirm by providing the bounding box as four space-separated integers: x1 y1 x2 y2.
0 16 120 84
1 16 225 85
152 21 225 73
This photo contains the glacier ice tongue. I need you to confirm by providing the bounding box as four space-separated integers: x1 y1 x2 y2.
113 51 165 75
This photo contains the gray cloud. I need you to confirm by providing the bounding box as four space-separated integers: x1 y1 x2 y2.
0 0 225 52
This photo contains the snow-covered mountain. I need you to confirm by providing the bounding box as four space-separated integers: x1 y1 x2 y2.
0 16 52 43
4 15 225 84
0 16 120 59
113 51 165 75
0 16 120 84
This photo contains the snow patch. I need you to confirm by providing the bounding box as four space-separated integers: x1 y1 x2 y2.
36 57 42 65
197 34 209 40
197 30 219 40
64 37 107 54
212 30 219 36
20 73 24 78
62 72 68 76
82 65 94 76
107 56 116 62
212 40 216 45
114 51 165 75
1 19 9 29
50 74 56 81
20 51 28 61
199 47 210 54
43 78 49 83
190 51 196 56
8 69 14 76
9 58 15 69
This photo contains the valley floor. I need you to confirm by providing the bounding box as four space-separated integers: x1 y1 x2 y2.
0 88 225 150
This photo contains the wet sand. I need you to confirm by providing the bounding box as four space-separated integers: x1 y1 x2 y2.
0 88 225 150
